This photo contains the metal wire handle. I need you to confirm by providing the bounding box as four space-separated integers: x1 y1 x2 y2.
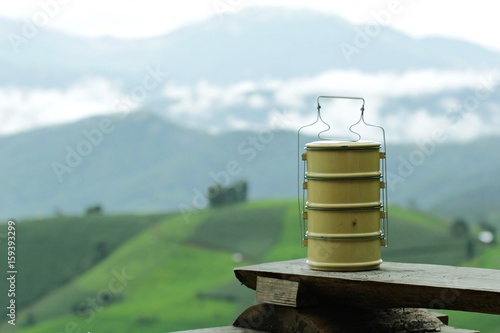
317 95 365 141
297 96 389 247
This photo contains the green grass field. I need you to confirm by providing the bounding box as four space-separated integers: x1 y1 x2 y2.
381 206 472 265
0 213 162 312
187 201 287 260
1 200 498 332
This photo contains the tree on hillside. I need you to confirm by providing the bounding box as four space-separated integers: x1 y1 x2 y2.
208 180 248 207
450 218 469 237
450 218 475 259
85 204 103 215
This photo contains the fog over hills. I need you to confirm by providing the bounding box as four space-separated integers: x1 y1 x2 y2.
1 7 499 140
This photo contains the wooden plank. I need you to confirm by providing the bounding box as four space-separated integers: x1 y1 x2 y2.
171 326 268 333
234 259 500 315
255 276 319 307
235 304 470 332
256 276 299 307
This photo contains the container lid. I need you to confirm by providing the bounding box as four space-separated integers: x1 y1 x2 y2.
305 140 380 149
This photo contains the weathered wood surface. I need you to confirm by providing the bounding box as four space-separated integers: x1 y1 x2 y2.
172 326 267 333
256 276 299 307
235 259 500 314
234 304 478 333
256 276 318 307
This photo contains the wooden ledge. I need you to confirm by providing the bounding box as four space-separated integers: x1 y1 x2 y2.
234 259 500 315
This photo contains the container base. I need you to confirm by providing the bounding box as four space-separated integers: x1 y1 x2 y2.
306 259 382 272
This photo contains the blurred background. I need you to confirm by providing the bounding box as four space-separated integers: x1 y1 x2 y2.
0 1 499 332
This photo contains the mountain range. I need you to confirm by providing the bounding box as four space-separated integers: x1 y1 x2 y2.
2 111 500 223
2 7 499 87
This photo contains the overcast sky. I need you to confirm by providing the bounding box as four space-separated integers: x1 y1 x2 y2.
1 0 499 52
1 1 499 140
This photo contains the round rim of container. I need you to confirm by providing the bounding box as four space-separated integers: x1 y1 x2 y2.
306 259 383 271
306 203 382 211
306 171 381 179
306 174 382 181
305 140 380 150
307 231 382 240
306 202 382 209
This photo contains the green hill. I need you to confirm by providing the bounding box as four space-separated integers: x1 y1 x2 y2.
0 213 162 315
381 206 473 265
1 200 496 333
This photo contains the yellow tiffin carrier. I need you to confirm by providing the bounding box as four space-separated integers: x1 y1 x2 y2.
303 140 386 271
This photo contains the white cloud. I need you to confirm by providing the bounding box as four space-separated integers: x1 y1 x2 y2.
2 69 499 142
248 94 267 109
271 69 495 104
0 78 124 135
162 69 500 142
164 80 265 116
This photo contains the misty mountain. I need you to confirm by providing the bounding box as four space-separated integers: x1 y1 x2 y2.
1 7 499 88
2 111 500 222
2 7 499 140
